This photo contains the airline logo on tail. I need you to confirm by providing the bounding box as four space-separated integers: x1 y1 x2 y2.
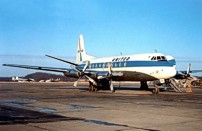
76 35 85 63
78 42 83 61
78 40 83 53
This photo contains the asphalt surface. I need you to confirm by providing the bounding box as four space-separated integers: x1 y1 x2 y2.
0 82 202 131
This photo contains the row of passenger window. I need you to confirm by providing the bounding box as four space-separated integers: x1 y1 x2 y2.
88 62 127 69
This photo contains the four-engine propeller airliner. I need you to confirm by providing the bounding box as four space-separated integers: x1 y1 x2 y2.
3 34 197 93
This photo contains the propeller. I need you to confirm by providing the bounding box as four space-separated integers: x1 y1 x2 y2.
108 63 114 92
71 61 96 87
183 64 191 88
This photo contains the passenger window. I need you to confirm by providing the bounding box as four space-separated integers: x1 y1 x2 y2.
157 56 161 60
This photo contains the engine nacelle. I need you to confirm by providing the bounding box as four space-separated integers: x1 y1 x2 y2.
88 71 109 79
64 70 79 78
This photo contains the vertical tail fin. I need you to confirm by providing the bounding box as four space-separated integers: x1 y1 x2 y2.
76 34 95 63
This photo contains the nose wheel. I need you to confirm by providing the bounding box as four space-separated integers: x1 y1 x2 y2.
152 87 159 94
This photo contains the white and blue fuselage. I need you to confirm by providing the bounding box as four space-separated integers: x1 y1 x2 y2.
76 53 176 81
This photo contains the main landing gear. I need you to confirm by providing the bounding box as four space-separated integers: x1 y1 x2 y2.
140 81 159 94
140 81 149 90
88 82 97 92
88 80 115 93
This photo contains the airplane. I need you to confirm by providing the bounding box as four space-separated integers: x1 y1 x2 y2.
2 34 199 93
12 76 35 82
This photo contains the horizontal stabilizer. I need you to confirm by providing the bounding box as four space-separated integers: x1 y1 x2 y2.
46 55 78 66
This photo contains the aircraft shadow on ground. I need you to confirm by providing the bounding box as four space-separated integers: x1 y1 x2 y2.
78 86 167 92
0 104 160 131
0 104 83 125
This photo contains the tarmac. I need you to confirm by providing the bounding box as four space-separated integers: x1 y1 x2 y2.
0 82 202 131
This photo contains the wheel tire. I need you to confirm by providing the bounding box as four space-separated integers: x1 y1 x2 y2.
89 84 93 92
152 88 159 94
152 89 156 94
191 81 197 86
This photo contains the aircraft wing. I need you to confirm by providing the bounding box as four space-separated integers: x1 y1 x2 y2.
2 64 69 73
178 70 202 74
190 70 202 73
189 70 202 73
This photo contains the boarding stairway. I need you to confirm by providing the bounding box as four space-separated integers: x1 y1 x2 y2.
169 78 192 93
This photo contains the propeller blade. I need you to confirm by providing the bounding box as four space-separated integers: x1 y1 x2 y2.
107 63 114 92
83 61 89 72
74 80 78 87
108 63 112 75
186 64 191 76
70 65 82 87
73 77 81 87
109 79 114 92
183 64 191 88
70 65 81 73
85 75 97 86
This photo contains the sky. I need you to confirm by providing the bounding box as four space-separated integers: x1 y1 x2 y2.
0 0 202 77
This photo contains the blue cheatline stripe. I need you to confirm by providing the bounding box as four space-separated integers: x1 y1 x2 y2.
168 59 176 66
76 60 175 69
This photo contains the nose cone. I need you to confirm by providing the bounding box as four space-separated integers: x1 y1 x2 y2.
167 67 177 78
158 67 176 79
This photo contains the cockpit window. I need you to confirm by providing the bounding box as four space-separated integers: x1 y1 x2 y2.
151 56 156 60
161 56 166 60
151 56 167 61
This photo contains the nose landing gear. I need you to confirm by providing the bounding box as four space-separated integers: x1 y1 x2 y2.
152 87 159 94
